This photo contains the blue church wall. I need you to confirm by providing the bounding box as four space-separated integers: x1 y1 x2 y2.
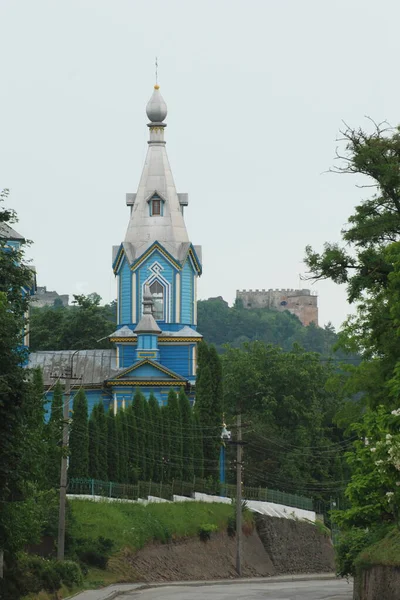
118 344 136 368
159 344 194 378
119 259 131 325
181 258 194 326
44 389 111 421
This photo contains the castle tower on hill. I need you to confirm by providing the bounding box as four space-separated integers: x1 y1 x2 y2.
108 85 203 405
236 288 318 327
29 85 202 410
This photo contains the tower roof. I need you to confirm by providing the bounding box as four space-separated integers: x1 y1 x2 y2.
124 85 190 261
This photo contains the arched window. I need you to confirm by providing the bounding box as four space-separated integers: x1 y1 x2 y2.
152 198 161 216
150 280 164 320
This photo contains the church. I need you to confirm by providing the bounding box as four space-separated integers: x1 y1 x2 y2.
29 84 203 411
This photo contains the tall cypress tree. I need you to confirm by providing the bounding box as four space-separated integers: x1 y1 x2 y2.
161 404 170 481
195 342 222 480
126 404 139 483
179 388 194 482
143 399 154 481
167 388 182 481
69 388 89 479
46 380 64 488
107 408 119 482
88 405 100 479
20 367 46 487
132 389 146 480
148 393 161 482
117 409 129 483
193 411 204 479
96 402 108 480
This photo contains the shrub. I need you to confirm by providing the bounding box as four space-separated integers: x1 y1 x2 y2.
73 536 115 569
227 516 236 537
335 525 391 578
53 559 83 588
198 524 218 542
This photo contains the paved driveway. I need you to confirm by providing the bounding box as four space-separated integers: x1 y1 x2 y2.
123 579 352 600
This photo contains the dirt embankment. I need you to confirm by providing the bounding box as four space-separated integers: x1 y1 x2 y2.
354 567 400 600
108 514 335 582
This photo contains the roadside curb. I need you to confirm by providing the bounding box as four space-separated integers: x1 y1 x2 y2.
68 573 339 599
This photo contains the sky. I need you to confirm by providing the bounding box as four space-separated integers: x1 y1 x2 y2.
1 0 399 329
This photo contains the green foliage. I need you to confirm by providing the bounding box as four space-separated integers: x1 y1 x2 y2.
45 381 63 488
195 343 222 480
179 388 194 482
0 553 82 599
116 409 129 483
148 393 162 483
161 404 171 481
107 409 119 482
126 404 138 483
355 527 400 570
95 402 108 481
29 294 116 352
192 412 204 478
88 405 100 480
167 389 183 481
69 389 89 479
143 399 154 481
335 526 391 578
132 390 146 480
198 523 218 542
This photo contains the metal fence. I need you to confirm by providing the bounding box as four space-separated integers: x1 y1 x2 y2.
68 478 313 511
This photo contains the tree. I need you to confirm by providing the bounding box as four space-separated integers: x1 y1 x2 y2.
143 398 154 481
148 394 162 482
68 388 89 479
179 388 194 482
195 343 221 480
88 405 100 480
107 408 119 482
132 390 146 480
116 409 129 483
160 404 170 481
126 404 138 483
95 402 108 480
192 412 204 479
167 389 182 481
46 380 64 489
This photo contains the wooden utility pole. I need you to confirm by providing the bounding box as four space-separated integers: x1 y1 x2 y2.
57 369 71 560
236 412 242 577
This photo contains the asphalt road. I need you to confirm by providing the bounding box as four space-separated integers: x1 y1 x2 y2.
124 579 352 600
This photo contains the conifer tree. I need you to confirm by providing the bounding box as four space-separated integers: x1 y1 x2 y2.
132 389 146 480
167 388 183 481
160 404 170 481
195 343 222 480
88 405 100 479
179 388 194 482
117 409 129 483
107 408 119 482
69 388 89 479
148 393 162 482
193 411 204 479
20 367 47 487
46 380 64 488
143 398 154 481
126 404 138 483
96 402 108 480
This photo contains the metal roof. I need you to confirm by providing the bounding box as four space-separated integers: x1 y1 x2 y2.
0 222 25 241
28 349 119 386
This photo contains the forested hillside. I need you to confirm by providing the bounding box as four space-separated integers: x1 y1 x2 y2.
29 293 353 360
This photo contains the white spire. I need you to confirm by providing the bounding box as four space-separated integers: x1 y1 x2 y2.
124 85 189 260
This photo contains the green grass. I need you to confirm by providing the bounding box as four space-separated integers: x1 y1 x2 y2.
355 527 400 569
68 498 245 552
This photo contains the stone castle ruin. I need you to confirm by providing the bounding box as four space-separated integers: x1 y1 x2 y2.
236 288 318 327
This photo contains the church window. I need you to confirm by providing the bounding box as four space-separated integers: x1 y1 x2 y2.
152 199 161 216
150 280 164 320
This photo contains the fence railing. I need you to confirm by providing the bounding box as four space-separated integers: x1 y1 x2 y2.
68 478 314 511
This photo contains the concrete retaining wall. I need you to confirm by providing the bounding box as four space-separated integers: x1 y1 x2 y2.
354 567 400 600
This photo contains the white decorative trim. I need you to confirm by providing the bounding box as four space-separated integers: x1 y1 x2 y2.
113 394 117 415
117 274 120 324
142 261 171 322
193 276 197 325
132 272 136 323
175 272 181 322
116 345 120 367
193 345 197 375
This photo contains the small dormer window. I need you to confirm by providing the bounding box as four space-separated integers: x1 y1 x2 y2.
152 198 161 216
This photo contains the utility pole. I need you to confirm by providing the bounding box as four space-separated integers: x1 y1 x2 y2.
236 412 242 577
57 367 71 561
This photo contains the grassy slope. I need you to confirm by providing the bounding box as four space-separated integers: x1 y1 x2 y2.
356 527 400 569
68 499 239 552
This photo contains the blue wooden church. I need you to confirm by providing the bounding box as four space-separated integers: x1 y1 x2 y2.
29 85 202 411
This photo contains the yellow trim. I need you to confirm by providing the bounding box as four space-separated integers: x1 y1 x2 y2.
114 358 181 380
109 337 137 343
189 247 201 274
159 337 202 343
113 247 124 273
137 351 157 358
131 243 181 272
106 380 186 387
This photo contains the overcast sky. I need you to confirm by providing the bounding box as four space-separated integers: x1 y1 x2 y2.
1 0 398 329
